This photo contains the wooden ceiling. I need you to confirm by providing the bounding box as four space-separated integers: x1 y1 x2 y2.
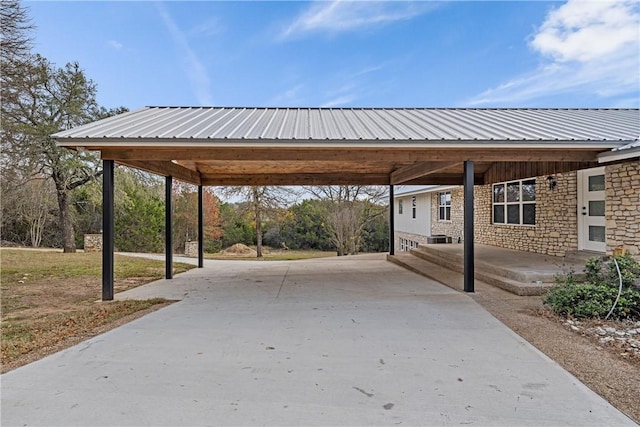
99 146 602 186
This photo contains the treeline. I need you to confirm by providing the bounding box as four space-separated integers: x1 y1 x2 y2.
2 166 389 254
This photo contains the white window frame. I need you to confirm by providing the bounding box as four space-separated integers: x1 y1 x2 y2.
437 191 451 221
411 196 417 220
492 178 536 226
398 199 403 215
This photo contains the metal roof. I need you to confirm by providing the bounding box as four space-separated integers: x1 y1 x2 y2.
53 107 640 143
613 140 640 151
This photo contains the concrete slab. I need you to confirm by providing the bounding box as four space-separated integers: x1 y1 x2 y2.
1 254 635 426
416 243 587 282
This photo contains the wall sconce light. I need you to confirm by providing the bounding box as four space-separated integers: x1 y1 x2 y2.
546 176 557 191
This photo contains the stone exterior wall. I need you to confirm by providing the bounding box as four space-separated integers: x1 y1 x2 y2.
185 241 199 258
430 188 464 241
475 173 579 257
605 160 640 257
414 160 638 258
84 234 102 252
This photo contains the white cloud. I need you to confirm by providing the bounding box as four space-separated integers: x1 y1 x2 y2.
189 17 224 38
531 0 639 62
468 0 639 106
280 0 435 39
157 3 214 106
107 40 123 51
269 84 306 106
321 94 356 108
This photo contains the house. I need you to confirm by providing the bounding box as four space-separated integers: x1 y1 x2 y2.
393 148 640 259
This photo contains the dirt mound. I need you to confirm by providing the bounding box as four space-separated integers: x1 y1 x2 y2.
221 243 257 256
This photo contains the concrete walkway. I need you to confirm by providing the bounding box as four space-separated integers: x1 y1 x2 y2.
1 254 635 426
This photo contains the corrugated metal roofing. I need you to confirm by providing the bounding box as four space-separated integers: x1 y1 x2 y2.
52 107 640 143
613 140 640 151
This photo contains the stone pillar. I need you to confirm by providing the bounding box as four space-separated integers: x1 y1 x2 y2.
84 234 103 252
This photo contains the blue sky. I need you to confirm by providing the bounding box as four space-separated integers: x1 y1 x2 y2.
28 1 640 111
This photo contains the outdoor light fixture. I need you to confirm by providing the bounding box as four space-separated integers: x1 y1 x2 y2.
546 176 557 191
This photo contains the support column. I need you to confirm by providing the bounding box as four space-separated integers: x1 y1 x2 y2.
198 184 204 268
102 160 114 301
165 176 173 279
463 160 475 293
389 185 395 255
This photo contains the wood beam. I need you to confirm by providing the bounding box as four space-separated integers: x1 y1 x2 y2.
102 147 600 163
483 161 598 185
390 161 460 184
402 174 485 186
201 173 390 186
117 160 201 185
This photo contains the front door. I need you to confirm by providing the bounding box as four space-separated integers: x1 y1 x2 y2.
577 167 606 252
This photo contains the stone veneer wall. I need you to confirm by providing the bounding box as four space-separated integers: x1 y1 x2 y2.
84 234 102 252
605 160 640 257
185 241 199 258
430 188 464 241
475 172 578 257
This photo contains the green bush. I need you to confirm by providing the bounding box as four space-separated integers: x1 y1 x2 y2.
544 254 640 320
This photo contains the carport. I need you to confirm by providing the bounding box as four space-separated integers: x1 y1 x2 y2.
52 107 639 300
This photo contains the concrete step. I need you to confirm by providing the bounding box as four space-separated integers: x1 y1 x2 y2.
393 250 551 296
387 253 465 293
413 245 558 283
564 250 603 264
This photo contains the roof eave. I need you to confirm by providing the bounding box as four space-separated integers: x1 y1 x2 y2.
53 137 628 150
597 146 640 163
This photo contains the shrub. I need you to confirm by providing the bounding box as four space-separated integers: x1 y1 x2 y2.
544 254 640 320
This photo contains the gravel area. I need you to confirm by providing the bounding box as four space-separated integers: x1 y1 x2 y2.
471 282 640 424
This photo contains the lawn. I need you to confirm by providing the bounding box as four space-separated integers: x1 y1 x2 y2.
0 249 194 372
206 248 337 261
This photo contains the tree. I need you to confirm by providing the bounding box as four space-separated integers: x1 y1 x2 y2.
219 203 255 249
305 186 388 256
1 52 126 252
18 178 56 248
218 186 293 257
0 0 33 54
173 182 222 253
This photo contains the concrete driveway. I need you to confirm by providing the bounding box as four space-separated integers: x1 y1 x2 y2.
1 254 635 426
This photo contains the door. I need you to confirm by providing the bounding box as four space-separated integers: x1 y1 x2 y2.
577 167 606 252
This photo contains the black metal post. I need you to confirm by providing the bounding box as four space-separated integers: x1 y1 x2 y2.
102 160 114 301
389 185 395 255
198 184 204 268
165 176 173 279
463 160 475 293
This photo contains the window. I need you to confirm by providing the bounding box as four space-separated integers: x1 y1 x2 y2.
398 199 403 215
399 238 418 252
493 179 536 225
412 196 417 219
438 192 451 221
